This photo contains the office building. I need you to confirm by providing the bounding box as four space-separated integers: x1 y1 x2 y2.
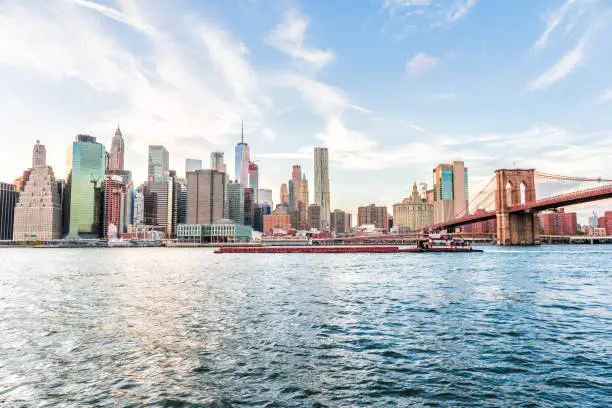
588 212 599 229
102 176 129 238
148 145 169 181
210 151 226 174
291 165 301 210
68 135 106 238
13 141 63 241
263 213 291 233
392 182 433 231
300 174 309 206
235 122 250 185
227 180 245 225
280 183 289 205
597 211 612 235
185 158 202 175
0 182 19 240
133 188 144 225
357 204 387 229
144 179 176 237
109 125 125 170
248 162 258 202
288 179 295 209
418 183 427 200
244 187 255 226
307 204 321 230
255 203 271 233
314 147 330 229
542 208 577 235
178 182 187 224
432 161 469 224
330 209 351 234
177 220 252 243
186 169 226 225
298 202 307 230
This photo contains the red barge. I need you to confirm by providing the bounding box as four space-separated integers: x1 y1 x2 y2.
214 246 481 254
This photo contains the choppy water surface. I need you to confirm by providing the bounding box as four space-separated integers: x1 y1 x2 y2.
0 246 611 407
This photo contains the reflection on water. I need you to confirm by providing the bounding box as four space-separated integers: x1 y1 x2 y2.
0 246 611 406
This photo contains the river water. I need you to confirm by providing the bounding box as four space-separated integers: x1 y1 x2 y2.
0 246 610 407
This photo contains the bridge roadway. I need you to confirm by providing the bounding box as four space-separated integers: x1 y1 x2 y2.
425 184 612 231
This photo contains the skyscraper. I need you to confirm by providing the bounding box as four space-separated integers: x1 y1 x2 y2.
330 209 350 234
432 161 469 224
300 174 309 206
258 189 273 207
144 180 174 237
357 204 387 229
186 169 226 225
288 180 295 209
235 122 250 185
148 145 169 181
13 141 63 241
109 125 125 170
244 188 255 227
0 182 19 240
211 151 227 174
291 165 301 210
314 147 330 229
185 158 202 174
248 162 259 202
227 181 245 225
280 183 289 205
68 135 106 238
307 204 321 230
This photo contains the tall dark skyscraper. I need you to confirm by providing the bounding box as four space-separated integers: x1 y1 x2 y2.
109 125 125 170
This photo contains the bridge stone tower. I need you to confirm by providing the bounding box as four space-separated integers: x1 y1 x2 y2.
495 169 540 245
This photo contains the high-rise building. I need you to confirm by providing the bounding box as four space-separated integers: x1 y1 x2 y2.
227 180 245 225
298 202 307 230
0 182 19 240
542 208 577 235
418 182 427 200
148 145 169 181
314 147 330 229
13 141 63 241
210 151 227 174
178 182 188 225
330 209 349 234
248 162 258 202
185 158 202 175
588 212 599 229
235 122 250 185
307 204 321 230
68 135 106 238
257 189 273 207
392 182 433 231
291 165 301 210
280 184 289 205
288 180 295 209
597 211 612 235
300 174 309 206
254 203 270 233
244 188 255 227
432 161 469 224
133 187 144 225
357 204 387 229
144 180 175 237
263 212 291 233
109 125 125 170
186 169 226 225
102 176 128 238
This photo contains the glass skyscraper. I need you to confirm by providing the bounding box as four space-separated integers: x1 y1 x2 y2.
432 161 469 225
185 158 202 175
235 122 250 184
68 135 106 238
148 145 169 181
314 147 330 229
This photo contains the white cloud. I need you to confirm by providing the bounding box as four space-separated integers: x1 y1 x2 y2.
66 0 158 36
266 9 334 70
406 52 438 75
348 104 373 114
532 0 579 52
596 89 612 103
400 120 425 132
435 0 479 27
527 33 588 91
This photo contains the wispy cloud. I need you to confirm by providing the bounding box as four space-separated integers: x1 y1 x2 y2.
400 120 425 132
66 0 158 36
532 0 580 52
349 104 373 114
266 9 334 70
527 33 589 91
433 0 479 27
596 89 612 103
406 52 438 75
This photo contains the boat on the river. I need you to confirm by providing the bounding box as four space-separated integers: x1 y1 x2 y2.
215 245 481 254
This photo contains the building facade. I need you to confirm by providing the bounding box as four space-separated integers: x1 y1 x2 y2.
248 162 258 202
186 169 226 225
280 184 288 205
300 175 309 207
258 188 273 207
307 204 321 230
244 188 255 227
0 182 19 240
133 188 144 225
597 211 612 235
330 209 351 234
14 141 63 241
263 213 291 233
109 126 125 170
392 183 433 231
314 147 331 229
210 151 226 174
432 161 469 224
227 181 245 225
357 204 388 229
185 158 202 175
144 180 176 237
542 208 578 235
177 220 252 243
291 165 301 210
235 125 250 185
68 135 106 238
148 145 169 181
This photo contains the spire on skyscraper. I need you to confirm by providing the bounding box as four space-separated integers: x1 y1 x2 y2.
115 123 122 137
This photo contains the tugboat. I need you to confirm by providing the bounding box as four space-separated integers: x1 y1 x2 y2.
422 233 481 252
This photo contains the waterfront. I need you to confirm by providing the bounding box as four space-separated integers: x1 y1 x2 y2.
1 246 611 407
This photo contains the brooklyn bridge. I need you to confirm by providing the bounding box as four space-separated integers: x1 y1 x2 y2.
422 169 612 245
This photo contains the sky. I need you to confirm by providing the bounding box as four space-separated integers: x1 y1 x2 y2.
0 0 611 222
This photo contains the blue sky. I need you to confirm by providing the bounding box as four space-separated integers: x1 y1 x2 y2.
0 0 611 220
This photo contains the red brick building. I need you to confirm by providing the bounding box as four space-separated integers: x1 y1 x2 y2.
598 211 612 235
542 208 577 235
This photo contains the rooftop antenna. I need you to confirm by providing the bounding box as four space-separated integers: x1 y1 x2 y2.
241 119 244 144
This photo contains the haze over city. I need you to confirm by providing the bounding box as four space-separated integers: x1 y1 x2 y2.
1 0 611 217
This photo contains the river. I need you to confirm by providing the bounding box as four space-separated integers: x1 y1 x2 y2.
0 246 610 407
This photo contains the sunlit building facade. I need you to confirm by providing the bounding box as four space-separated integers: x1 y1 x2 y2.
148 145 169 181
432 161 469 224
314 147 330 229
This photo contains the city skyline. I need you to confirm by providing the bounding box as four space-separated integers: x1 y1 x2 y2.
0 0 611 219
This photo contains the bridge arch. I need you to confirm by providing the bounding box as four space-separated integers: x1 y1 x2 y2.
506 182 513 207
520 182 526 205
